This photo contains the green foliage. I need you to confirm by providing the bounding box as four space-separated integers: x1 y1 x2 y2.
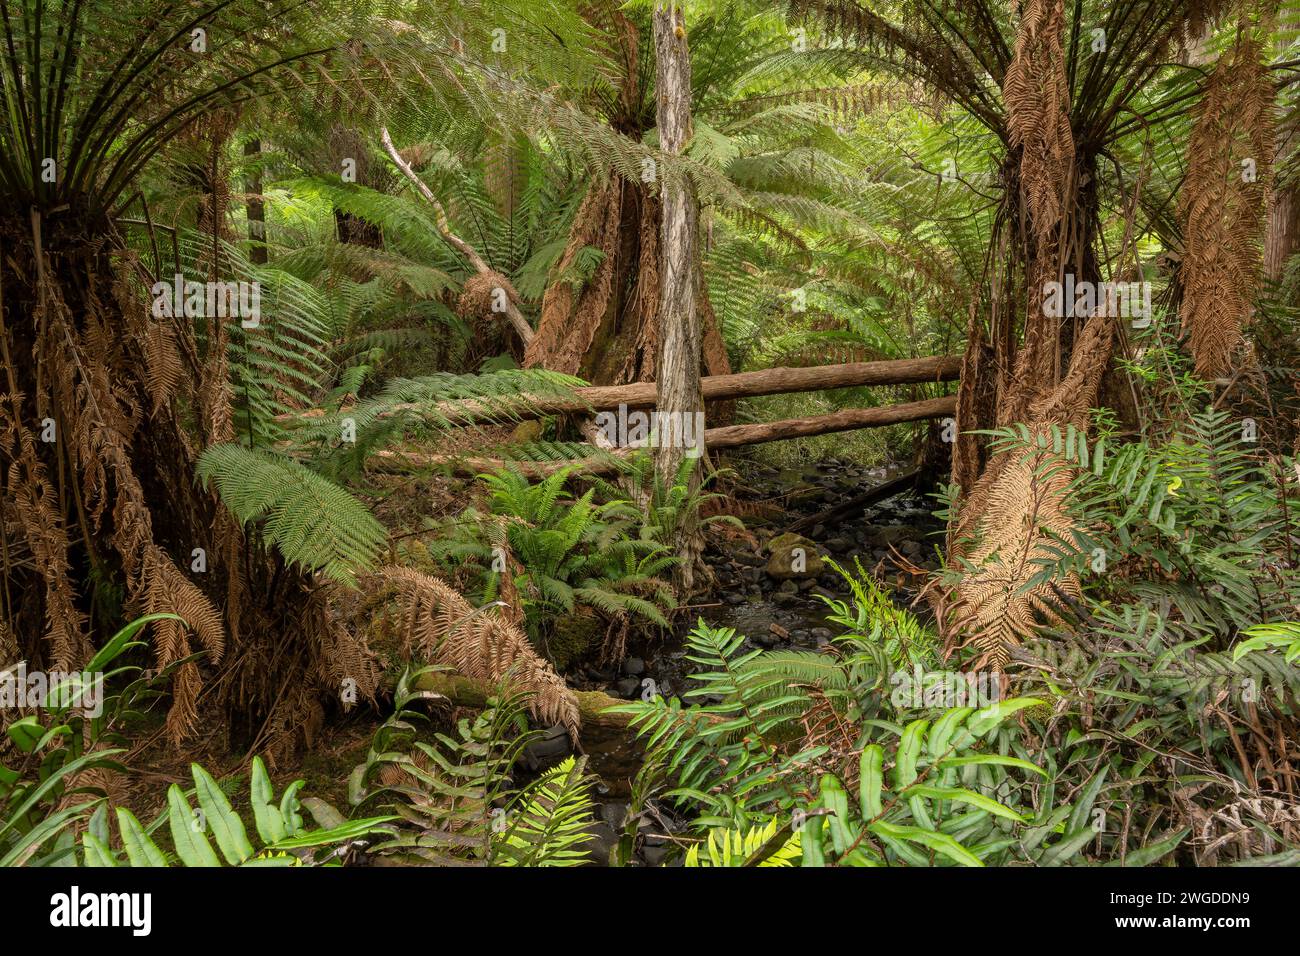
610 617 1093 866
684 817 802 867
1234 622 1300 665
974 408 1300 649
594 454 745 550
197 444 387 584
818 557 939 670
953 400 1300 864
348 667 595 866
0 614 174 867
495 757 597 867
424 467 676 650
77 758 394 868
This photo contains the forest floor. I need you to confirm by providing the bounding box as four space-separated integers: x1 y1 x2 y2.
112 453 942 864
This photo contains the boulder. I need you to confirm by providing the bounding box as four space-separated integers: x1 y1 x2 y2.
545 609 604 671
765 532 825 579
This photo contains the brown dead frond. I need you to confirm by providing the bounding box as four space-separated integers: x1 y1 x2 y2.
945 317 1115 670
371 567 580 739
1180 27 1274 378
1003 0 1075 252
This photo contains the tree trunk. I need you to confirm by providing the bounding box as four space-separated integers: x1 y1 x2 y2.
1265 7 1300 282
244 138 268 265
652 2 707 591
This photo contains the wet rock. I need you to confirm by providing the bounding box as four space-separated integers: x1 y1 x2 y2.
864 525 914 546
522 724 573 771
724 592 745 605
641 844 672 867
582 821 619 866
614 677 641 698
778 579 799 595
600 802 628 829
765 532 825 580
621 657 646 678
810 627 833 642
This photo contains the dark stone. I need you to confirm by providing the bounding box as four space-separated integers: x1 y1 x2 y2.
600 802 627 829
614 677 641 698
621 657 646 678
522 724 573 771
582 822 619 866
641 844 672 867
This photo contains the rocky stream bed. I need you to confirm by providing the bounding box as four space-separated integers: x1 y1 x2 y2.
545 457 946 864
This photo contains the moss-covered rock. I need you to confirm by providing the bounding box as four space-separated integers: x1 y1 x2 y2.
541 609 604 671
765 532 824 579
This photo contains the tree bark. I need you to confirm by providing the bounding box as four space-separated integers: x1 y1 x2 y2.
244 139 268 265
1265 7 1300 281
652 2 705 489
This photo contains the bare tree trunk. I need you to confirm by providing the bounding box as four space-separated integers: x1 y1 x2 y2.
652 2 706 590
244 138 268 265
1265 7 1300 281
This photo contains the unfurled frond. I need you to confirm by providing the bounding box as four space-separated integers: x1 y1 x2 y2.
197 445 386 584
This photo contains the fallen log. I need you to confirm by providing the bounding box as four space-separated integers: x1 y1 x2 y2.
413 671 633 733
277 354 960 430
369 394 957 477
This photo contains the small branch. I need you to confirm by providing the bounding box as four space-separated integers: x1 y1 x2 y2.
379 127 534 345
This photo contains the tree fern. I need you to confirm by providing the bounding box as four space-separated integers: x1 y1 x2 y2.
196 444 386 584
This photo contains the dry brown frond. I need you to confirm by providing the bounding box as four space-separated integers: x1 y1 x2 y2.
371 567 580 739
1003 0 1075 252
946 317 1115 669
1180 28 1274 378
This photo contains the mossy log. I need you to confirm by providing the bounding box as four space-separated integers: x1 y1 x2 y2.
412 671 634 733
